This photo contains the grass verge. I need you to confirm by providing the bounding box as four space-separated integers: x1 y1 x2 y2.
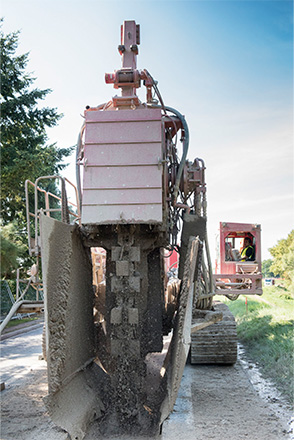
223 284 294 404
5 316 39 328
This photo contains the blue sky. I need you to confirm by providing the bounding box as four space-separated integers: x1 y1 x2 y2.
2 0 293 261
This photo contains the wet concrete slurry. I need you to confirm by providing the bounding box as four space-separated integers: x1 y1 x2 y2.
238 344 294 439
161 362 293 440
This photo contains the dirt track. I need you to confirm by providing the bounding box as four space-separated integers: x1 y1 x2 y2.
1 354 293 440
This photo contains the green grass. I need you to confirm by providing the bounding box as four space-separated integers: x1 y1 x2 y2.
223 284 294 404
5 316 39 328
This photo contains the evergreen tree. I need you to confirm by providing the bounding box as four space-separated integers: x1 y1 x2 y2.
0 23 72 225
0 222 27 278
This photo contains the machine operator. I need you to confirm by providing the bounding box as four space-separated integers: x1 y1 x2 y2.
240 237 255 262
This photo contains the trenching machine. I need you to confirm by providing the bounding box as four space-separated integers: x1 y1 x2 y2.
23 21 262 439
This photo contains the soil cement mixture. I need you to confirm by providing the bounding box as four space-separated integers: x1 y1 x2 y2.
1 351 293 440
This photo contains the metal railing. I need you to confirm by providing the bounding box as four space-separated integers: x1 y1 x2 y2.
0 272 44 334
25 176 80 256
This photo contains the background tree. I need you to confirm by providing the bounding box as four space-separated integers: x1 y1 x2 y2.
0 222 27 278
269 230 294 290
0 22 72 226
262 259 275 278
0 22 73 277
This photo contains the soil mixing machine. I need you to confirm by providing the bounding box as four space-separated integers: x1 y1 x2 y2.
24 20 262 439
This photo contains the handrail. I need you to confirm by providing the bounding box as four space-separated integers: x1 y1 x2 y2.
0 301 25 334
25 175 80 256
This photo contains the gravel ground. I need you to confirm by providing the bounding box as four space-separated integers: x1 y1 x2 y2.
1 327 293 440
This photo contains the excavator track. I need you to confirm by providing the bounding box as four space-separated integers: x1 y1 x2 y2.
190 301 237 364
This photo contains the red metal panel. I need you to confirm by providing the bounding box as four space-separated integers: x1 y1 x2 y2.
85 120 161 144
82 188 162 205
83 165 162 189
85 108 162 122
84 143 162 166
82 107 163 225
82 204 162 224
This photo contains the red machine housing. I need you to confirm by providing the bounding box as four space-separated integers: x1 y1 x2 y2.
214 222 262 295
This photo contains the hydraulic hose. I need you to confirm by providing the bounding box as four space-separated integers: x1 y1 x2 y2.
144 70 189 204
165 106 189 204
147 103 189 205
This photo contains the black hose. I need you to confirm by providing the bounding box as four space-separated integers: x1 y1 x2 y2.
164 106 189 204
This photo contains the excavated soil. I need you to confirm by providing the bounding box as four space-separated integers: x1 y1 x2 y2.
1 355 293 440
